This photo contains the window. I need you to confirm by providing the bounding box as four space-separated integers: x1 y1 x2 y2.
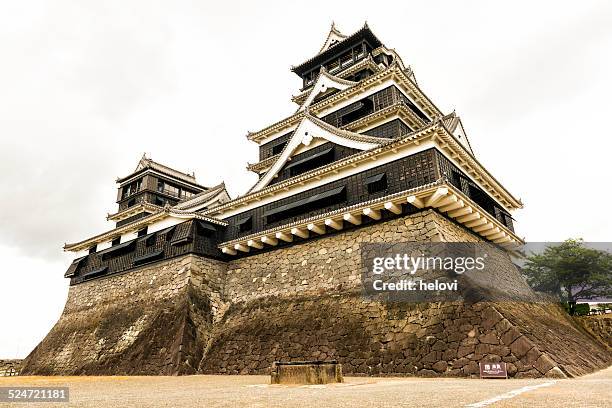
355 44 366 59
339 99 374 126
196 221 216 237
160 226 176 242
157 180 179 197
145 233 157 247
287 147 335 177
272 141 287 155
111 237 121 246
327 59 340 72
237 216 253 233
127 198 136 208
121 179 142 199
154 196 166 206
264 186 346 224
137 227 148 237
340 52 353 68
366 173 388 194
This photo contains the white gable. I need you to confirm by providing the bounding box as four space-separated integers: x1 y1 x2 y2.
249 113 384 193
298 68 356 112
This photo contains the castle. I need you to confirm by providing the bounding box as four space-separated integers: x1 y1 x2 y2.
21 24 611 377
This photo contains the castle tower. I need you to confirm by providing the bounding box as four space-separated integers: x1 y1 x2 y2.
21 24 610 377
109 154 210 228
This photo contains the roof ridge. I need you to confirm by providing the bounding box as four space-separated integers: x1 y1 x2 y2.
127 155 199 185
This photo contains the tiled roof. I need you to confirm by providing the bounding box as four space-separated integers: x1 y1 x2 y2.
173 182 229 210
291 23 382 76
117 154 201 186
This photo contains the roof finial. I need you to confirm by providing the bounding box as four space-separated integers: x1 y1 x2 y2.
363 21 370 29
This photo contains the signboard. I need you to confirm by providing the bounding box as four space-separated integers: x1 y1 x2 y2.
479 362 507 379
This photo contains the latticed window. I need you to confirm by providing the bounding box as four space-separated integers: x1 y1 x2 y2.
272 141 287 155
366 173 388 194
122 179 142 199
237 216 253 233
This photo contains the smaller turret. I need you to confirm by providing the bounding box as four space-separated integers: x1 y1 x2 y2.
109 154 208 227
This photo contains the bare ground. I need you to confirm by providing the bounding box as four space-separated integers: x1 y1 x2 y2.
1 366 611 408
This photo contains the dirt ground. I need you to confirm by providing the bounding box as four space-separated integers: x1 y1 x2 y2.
1 366 611 408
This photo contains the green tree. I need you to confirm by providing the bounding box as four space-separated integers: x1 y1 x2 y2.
522 239 612 315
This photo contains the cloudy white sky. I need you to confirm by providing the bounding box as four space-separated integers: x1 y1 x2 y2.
1 0 611 358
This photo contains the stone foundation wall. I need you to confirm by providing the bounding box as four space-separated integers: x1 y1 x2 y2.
200 294 576 378
22 210 612 377
576 315 612 348
223 211 480 305
20 255 226 375
202 210 609 378
0 360 22 376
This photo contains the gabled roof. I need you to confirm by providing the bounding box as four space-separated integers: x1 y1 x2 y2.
440 111 474 155
172 182 231 212
318 22 348 54
249 110 387 193
297 67 357 112
292 22 383 76
118 154 201 186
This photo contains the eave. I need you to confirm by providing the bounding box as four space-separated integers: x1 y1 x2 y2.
343 102 426 134
107 202 162 222
218 180 523 256
247 155 277 174
64 208 228 253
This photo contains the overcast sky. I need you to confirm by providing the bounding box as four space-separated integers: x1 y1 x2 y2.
1 0 611 358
